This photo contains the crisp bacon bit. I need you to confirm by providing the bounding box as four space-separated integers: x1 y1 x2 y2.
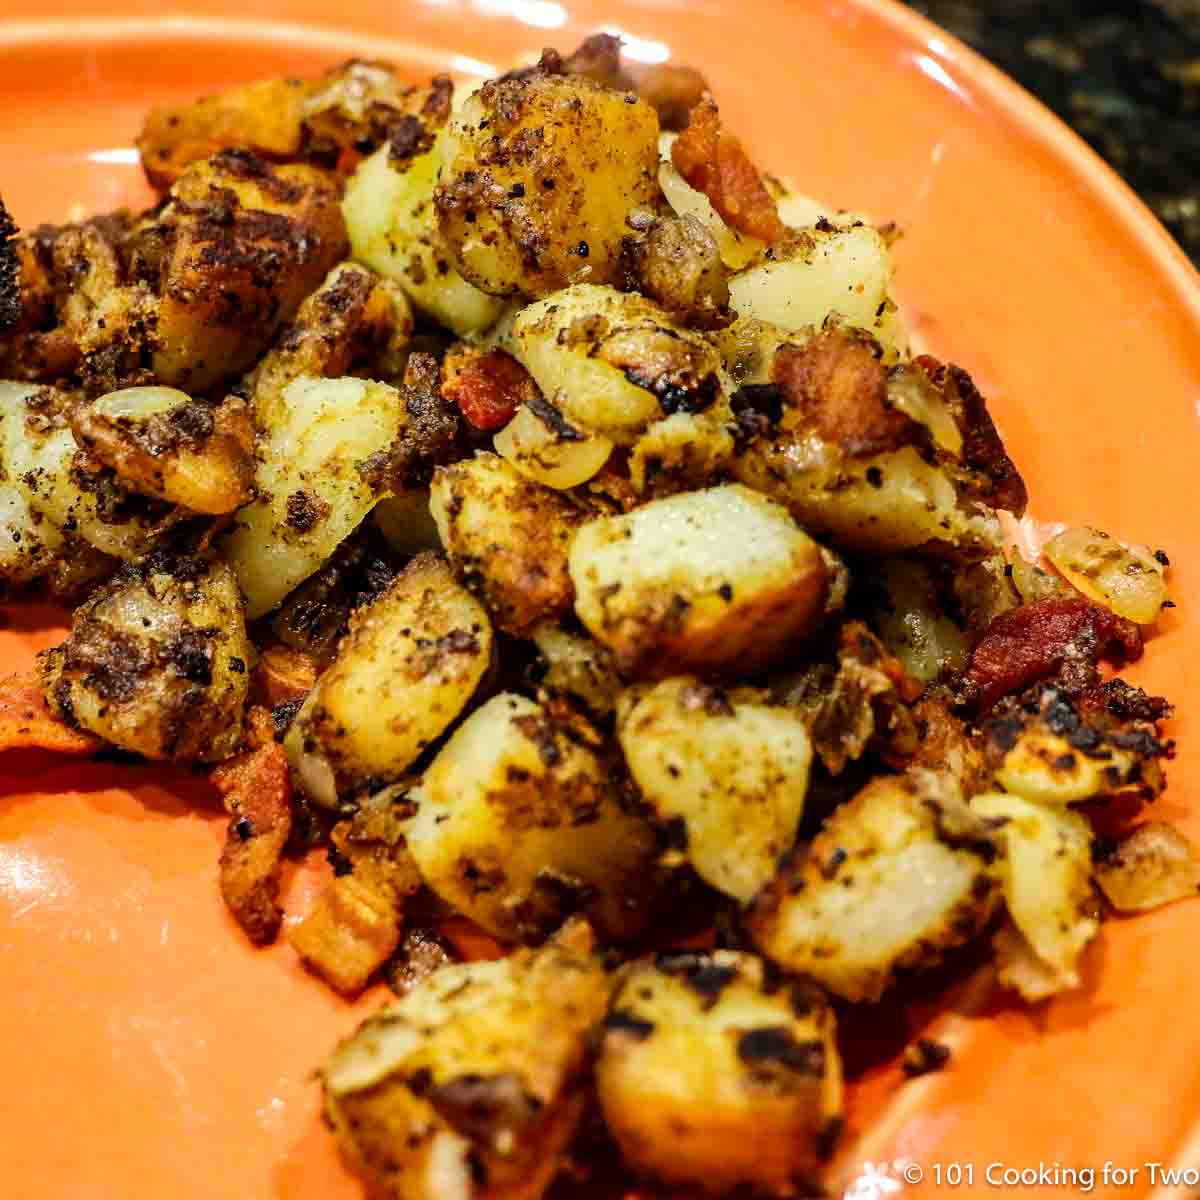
211 708 293 945
441 347 538 431
773 331 915 457
962 598 1142 715
0 671 102 755
914 354 1028 515
671 96 787 243
251 642 318 708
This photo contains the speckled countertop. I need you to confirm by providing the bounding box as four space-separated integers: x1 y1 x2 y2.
905 0 1200 263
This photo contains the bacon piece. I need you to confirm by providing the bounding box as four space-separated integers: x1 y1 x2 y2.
671 97 787 244
251 642 318 709
914 354 1027 515
441 347 539 431
962 598 1142 715
0 670 103 754
773 330 916 456
211 708 293 945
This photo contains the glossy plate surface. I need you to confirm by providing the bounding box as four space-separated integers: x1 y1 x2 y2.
1 2 1198 1197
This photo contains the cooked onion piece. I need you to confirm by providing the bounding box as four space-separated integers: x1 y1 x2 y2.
1043 525 1170 626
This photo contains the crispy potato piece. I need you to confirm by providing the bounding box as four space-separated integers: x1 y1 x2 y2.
628 212 731 330
40 552 251 762
403 692 658 942
0 382 172 562
618 677 812 902
430 452 584 635
71 387 255 515
971 791 1097 993
596 952 842 1194
510 284 725 446
322 927 609 1200
288 553 492 799
628 407 736 497
436 73 660 297
492 403 613 491
212 709 293 944
569 484 843 678
0 671 102 754
735 440 1003 559
222 375 406 619
152 151 348 393
748 773 1001 1001
528 621 621 717
138 77 311 191
728 223 898 346
1093 822 1200 914
343 141 507 336
247 260 414 430
1043 526 1170 626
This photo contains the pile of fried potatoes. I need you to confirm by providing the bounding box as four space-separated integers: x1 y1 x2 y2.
0 37 1190 1199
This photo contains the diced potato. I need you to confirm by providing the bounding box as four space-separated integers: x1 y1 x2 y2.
617 678 812 902
628 409 736 496
510 284 725 446
437 74 660 297
493 403 613 490
222 375 405 619
528 621 621 717
40 552 251 762
343 142 506 335
72 386 254 514
569 483 843 677
1043 526 1170 626
288 553 492 798
430 452 584 635
971 791 1097 992
323 928 609 1200
596 951 842 1194
727 223 897 349
154 154 348 393
871 558 970 684
735 442 1003 558
1093 822 1200 914
403 692 658 942
247 261 414 431
748 773 1001 1001
0 386 65 586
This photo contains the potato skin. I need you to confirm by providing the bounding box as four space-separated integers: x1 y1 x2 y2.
290 553 493 796
747 773 1001 1002
617 677 812 902
323 928 610 1200
430 452 584 635
569 483 843 678
39 552 251 762
403 692 658 943
595 951 842 1194
435 74 660 298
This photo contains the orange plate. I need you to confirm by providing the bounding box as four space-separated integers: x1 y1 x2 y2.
1 3 1198 1198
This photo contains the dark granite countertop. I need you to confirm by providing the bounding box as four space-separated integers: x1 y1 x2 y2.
905 0 1200 264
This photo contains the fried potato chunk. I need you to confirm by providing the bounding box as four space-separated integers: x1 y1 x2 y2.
1093 822 1200 914
71 387 254 515
569 483 843 678
618 677 813 902
596 952 842 1194
748 773 1001 1001
287 554 492 801
40 551 251 762
435 72 660 297
430 452 585 635
403 692 658 943
322 925 609 1200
